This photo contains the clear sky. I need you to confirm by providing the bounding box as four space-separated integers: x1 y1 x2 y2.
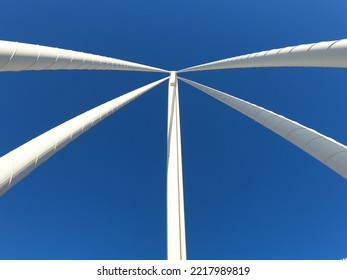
1 0 347 260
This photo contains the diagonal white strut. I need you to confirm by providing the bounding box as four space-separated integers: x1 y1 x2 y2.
0 40 168 72
180 77 347 180
179 38 347 72
167 72 186 260
0 77 168 196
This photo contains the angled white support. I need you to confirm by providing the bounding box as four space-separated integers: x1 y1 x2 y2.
0 77 169 196
180 77 347 180
167 72 186 260
0 40 168 72
179 39 347 72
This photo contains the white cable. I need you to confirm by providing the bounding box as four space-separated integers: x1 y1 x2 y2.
0 40 168 72
0 77 169 196
179 39 347 72
180 77 347 180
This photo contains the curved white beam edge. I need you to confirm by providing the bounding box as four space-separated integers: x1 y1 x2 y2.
0 40 168 73
179 77 347 180
0 77 169 196
179 38 347 72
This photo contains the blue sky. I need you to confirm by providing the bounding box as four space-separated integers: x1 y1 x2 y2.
1 0 347 260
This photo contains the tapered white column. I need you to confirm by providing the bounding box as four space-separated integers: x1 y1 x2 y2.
167 72 186 260
0 77 168 196
180 77 347 180
180 39 347 72
0 40 167 72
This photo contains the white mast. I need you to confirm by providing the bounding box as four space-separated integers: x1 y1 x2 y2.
0 77 168 196
180 77 347 180
179 38 347 72
167 72 186 260
0 40 168 72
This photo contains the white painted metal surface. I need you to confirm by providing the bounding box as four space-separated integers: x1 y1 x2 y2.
179 39 347 72
0 40 168 72
180 77 347 180
167 72 186 260
0 77 168 196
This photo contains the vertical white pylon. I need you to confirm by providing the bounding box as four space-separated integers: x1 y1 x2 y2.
180 77 347 180
167 72 186 260
0 77 168 196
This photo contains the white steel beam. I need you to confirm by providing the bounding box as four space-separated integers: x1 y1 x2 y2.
167 72 186 260
0 40 168 72
180 77 347 180
0 77 168 196
179 39 347 72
